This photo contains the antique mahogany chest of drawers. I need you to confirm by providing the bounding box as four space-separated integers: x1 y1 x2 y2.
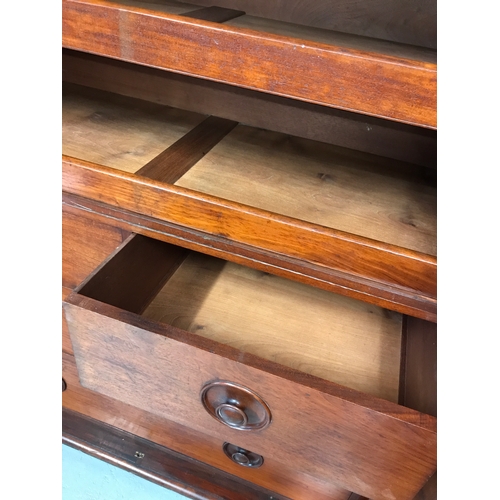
62 1 437 498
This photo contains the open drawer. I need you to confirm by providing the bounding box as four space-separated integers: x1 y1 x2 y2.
63 233 436 500
62 82 436 320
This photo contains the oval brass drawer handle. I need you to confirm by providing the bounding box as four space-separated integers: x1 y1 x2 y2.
223 442 264 468
200 381 272 431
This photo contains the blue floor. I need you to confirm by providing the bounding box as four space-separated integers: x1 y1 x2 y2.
62 445 189 499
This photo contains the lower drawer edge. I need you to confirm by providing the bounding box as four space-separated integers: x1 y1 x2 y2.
62 351 351 500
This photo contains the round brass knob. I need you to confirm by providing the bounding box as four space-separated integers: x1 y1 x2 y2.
200 381 272 431
223 442 264 468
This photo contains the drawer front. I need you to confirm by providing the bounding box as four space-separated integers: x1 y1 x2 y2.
62 351 351 500
63 234 436 500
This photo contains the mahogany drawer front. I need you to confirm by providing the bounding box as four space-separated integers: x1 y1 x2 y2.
63 233 436 500
62 352 352 500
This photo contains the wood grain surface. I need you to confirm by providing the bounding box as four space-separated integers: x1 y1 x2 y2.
78 234 189 314
62 192 436 321
136 116 237 183
62 157 437 314
400 317 437 417
63 408 292 500
176 124 436 256
62 83 205 173
63 205 128 289
62 352 352 500
63 50 437 168
143 249 403 402
63 84 436 256
61 2 437 498
63 295 436 500
63 286 74 355
62 0 437 128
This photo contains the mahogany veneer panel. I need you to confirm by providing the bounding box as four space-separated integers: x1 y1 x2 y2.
62 352 351 500
143 251 403 402
176 124 437 256
62 0 437 128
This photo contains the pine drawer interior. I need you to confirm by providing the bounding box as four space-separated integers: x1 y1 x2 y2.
62 82 436 256
74 234 403 404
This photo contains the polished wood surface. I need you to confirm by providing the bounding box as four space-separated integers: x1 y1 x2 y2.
63 191 436 322
62 0 437 496
63 286 74 355
62 352 351 500
62 0 436 128
62 157 437 321
64 294 436 500
62 205 128 289
143 249 403 401
63 408 291 500
63 50 437 168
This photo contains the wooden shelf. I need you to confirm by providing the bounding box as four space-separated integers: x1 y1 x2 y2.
62 83 437 321
176 124 436 256
62 0 437 128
